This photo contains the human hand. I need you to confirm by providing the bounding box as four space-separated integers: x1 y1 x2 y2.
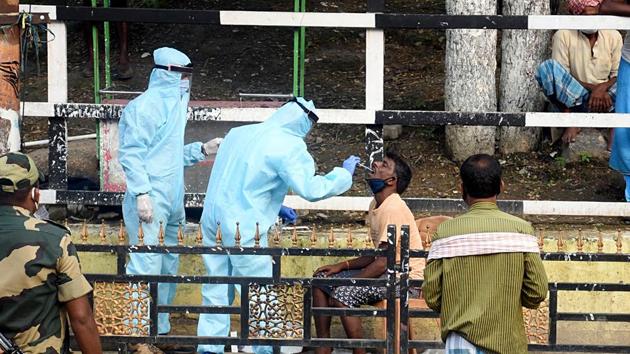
202 137 223 159
278 205 298 224
589 85 612 112
342 155 361 175
314 263 345 277
136 194 153 224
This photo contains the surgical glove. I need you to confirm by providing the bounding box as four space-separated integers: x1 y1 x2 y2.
136 194 153 224
342 155 361 176
279 205 298 224
202 137 223 159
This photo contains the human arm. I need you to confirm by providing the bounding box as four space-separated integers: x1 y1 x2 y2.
582 77 617 112
183 142 206 166
118 108 159 196
421 259 443 313
277 143 352 202
600 0 630 16
313 255 381 277
65 296 103 354
521 253 549 309
551 31 571 71
56 235 101 353
183 137 223 166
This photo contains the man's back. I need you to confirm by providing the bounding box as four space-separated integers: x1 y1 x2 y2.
0 205 92 354
423 202 548 354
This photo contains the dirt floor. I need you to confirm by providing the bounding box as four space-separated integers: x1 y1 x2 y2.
19 0 627 226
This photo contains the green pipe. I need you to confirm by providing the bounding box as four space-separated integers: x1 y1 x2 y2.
299 0 306 96
292 0 299 96
91 0 100 104
103 0 111 99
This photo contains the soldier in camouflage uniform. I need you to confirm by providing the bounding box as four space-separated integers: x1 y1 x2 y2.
0 152 102 354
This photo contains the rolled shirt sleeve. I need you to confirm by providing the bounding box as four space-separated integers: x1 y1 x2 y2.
56 235 92 303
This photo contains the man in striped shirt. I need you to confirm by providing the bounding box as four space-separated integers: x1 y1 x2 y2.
422 154 548 354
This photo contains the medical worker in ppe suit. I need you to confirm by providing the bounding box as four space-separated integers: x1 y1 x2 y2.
197 97 361 354
118 47 222 337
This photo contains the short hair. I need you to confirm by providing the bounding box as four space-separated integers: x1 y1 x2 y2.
0 187 32 206
460 154 501 198
385 150 412 194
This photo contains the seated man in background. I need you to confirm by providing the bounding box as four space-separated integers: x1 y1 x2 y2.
423 154 548 353
312 150 422 354
535 0 621 144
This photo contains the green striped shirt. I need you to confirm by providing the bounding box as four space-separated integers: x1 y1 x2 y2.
422 202 548 354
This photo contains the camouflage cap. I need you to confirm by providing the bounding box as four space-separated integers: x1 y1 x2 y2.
0 152 43 193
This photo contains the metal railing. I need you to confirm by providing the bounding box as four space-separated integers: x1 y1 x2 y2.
75 225 630 353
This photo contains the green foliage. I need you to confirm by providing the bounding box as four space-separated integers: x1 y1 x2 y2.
554 156 567 169
578 152 592 164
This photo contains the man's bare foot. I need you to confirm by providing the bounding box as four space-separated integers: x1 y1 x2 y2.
562 127 581 144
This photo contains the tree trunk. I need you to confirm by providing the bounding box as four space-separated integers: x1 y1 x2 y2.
445 0 498 162
0 0 20 154
498 0 550 154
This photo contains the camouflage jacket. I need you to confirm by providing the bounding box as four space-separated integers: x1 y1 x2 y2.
0 206 92 354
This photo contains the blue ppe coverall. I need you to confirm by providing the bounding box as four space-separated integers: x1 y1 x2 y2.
197 98 353 354
610 57 630 201
118 47 205 334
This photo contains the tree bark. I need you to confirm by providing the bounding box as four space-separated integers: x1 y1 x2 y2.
0 0 21 154
445 0 498 162
498 0 550 154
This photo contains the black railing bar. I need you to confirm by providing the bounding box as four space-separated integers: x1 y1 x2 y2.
549 288 558 345
75 244 388 257
149 284 158 337
408 310 440 318
409 251 630 262
385 225 397 354
557 312 630 322
239 284 248 343
311 307 387 317
84 274 389 286
155 305 240 314
554 283 630 291
302 286 312 340
528 344 630 352
96 336 387 348
399 225 411 354
406 340 443 349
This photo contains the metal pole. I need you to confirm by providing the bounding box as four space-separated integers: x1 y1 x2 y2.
292 0 299 96
399 225 410 354
299 0 306 96
385 224 397 354
91 0 100 105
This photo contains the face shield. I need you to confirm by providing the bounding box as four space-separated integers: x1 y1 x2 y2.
154 63 194 95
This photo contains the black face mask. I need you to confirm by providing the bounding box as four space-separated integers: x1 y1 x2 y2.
365 177 395 195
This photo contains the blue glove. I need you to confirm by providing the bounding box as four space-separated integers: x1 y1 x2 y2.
342 155 361 176
279 205 298 224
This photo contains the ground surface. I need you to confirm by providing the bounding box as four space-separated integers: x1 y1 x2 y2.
19 0 627 227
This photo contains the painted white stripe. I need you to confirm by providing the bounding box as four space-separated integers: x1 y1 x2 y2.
19 4 57 20
20 102 376 124
47 22 68 104
21 102 54 117
283 195 373 211
365 29 384 110
39 189 57 204
529 15 630 30
526 112 630 128
220 11 376 28
523 200 630 217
